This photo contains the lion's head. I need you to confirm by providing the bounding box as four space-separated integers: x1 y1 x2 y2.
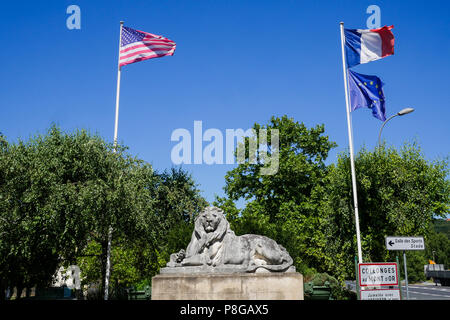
198 206 223 233
186 206 230 255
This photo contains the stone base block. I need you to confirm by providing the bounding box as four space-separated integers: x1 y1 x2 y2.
151 272 303 300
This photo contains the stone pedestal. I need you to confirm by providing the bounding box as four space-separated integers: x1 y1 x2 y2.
151 272 303 300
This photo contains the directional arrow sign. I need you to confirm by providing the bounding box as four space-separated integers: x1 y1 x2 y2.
385 236 425 251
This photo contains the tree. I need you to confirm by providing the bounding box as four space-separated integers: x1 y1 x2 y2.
0 126 159 299
425 224 450 267
215 116 449 283
215 115 337 274
433 218 450 240
75 167 208 294
144 167 208 275
323 142 449 279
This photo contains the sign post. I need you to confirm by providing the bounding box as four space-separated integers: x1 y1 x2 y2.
386 236 425 300
396 255 402 300
403 251 409 299
354 256 360 300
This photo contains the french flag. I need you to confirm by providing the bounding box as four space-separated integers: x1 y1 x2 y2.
344 26 394 68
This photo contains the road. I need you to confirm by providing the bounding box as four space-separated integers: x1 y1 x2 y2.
345 281 450 300
401 282 450 300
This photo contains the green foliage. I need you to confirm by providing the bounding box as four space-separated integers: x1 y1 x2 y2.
378 225 450 284
399 251 427 283
147 167 208 275
75 167 207 294
425 225 450 267
322 142 449 279
217 116 449 286
75 241 102 286
215 115 337 274
0 126 207 299
2 120 448 299
433 219 450 240
134 278 151 291
77 239 143 290
0 125 136 292
304 273 353 300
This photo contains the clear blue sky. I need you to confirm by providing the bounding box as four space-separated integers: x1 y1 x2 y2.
1 0 449 205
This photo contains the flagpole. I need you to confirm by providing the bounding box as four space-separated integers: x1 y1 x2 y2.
339 22 363 264
113 21 124 149
104 20 124 301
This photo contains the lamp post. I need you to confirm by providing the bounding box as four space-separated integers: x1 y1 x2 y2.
378 108 415 146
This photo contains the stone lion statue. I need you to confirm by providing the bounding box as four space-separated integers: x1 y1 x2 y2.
166 206 294 273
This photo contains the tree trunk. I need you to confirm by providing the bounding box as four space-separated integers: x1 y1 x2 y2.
15 286 23 300
104 226 113 300
100 240 108 300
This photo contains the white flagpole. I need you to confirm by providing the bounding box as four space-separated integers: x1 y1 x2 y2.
339 22 363 264
113 21 124 149
104 20 124 301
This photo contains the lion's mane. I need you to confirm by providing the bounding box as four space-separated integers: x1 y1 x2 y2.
185 207 231 258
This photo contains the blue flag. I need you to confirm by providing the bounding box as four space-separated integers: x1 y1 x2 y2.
348 69 386 121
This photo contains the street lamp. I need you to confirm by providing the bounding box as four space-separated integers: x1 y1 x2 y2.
378 108 415 146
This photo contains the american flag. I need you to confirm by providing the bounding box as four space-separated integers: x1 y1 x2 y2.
119 26 176 67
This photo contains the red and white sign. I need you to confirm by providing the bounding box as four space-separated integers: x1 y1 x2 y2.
359 263 398 287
